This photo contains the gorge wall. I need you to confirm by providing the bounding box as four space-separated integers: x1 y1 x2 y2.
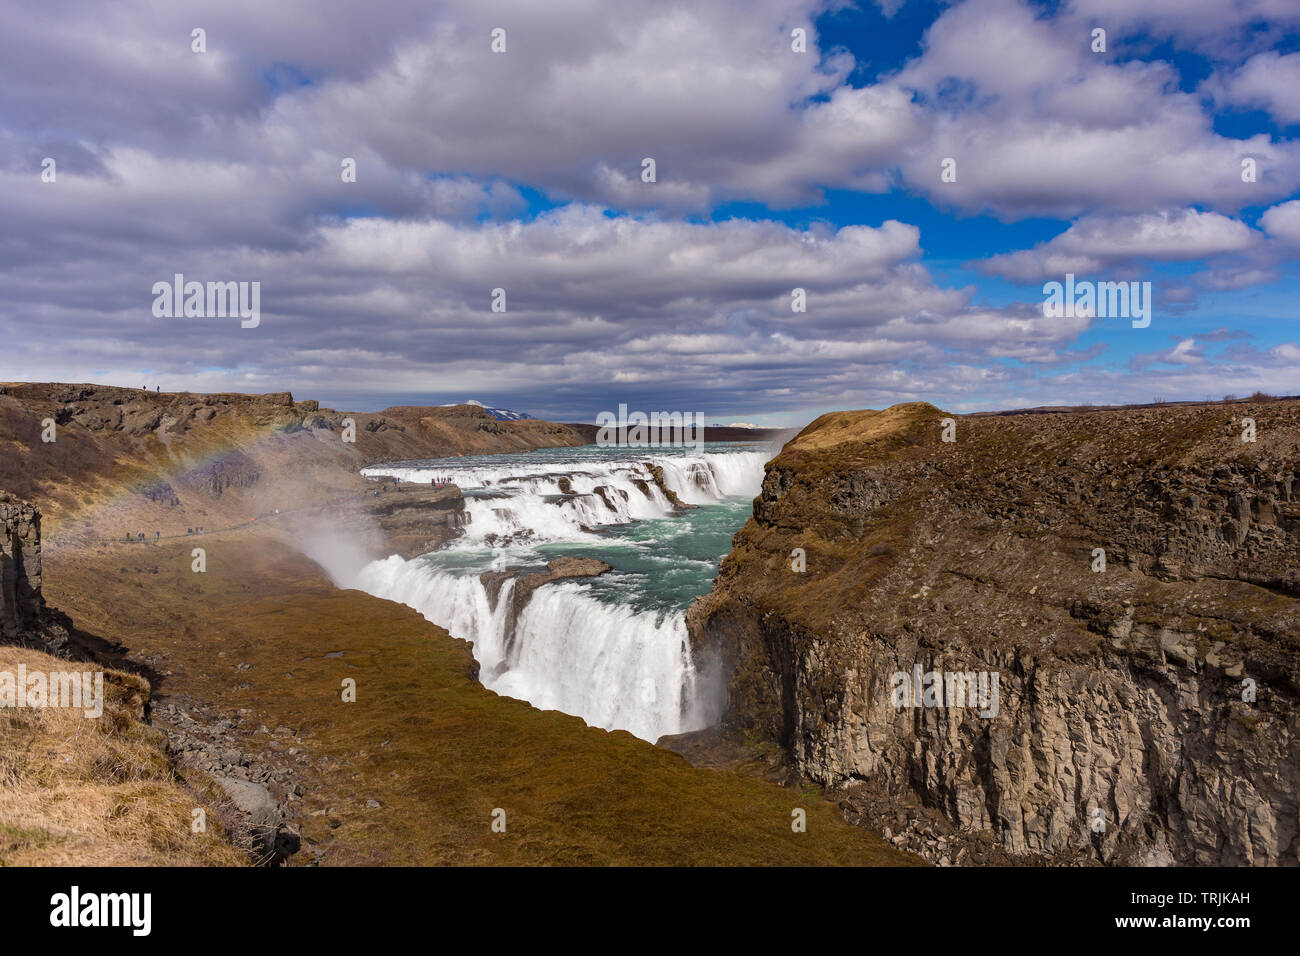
0 492 68 655
688 400 1300 865
0 493 42 641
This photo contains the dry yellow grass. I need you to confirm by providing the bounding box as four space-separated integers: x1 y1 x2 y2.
0 645 244 866
784 403 942 454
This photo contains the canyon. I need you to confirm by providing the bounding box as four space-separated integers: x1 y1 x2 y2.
5 380 1297 867
0 382 909 866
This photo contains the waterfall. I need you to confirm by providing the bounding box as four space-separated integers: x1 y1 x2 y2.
355 559 702 741
351 447 766 740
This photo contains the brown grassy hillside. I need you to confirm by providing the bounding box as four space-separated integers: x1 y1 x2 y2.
0 383 583 537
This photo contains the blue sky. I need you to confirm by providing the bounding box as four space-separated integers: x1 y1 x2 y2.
2 0 1299 425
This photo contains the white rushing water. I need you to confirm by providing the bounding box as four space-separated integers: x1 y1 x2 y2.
349 445 767 741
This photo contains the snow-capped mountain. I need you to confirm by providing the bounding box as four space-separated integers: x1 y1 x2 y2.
441 399 534 421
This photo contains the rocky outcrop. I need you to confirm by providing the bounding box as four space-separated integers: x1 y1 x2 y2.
592 485 628 512
182 450 262 498
156 698 304 866
0 493 41 638
645 464 692 509
688 400 1300 866
139 479 180 506
364 483 466 559
0 492 69 655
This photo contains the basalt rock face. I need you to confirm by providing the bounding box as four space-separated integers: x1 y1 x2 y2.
182 450 262 498
0 492 69 655
0 493 42 639
687 401 1300 866
364 483 467 559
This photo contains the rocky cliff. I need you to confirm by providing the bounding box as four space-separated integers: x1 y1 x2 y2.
0 492 68 654
688 400 1300 866
0 493 42 639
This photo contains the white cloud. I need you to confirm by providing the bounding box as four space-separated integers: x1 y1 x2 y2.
0 198 1109 416
892 0 1300 217
1068 0 1300 56
1205 51 1300 125
7 0 1295 221
1260 199 1300 244
981 209 1259 281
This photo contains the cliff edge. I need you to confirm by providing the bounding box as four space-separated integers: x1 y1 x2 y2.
1 492 71 655
688 399 1300 865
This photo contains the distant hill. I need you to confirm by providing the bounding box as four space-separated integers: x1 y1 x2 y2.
440 400 534 421
564 422 791 445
